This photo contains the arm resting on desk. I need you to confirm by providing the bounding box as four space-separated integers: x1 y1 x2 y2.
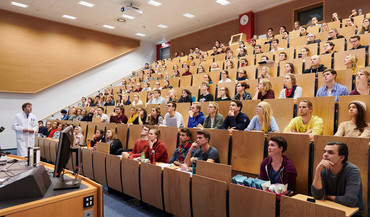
334 167 362 207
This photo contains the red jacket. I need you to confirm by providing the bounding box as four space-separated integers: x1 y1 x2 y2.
146 139 169 163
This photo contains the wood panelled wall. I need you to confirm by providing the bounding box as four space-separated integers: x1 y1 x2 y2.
255 0 370 35
170 0 369 54
170 19 239 58
0 9 140 93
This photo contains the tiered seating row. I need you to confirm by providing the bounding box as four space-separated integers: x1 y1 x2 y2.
35 132 369 217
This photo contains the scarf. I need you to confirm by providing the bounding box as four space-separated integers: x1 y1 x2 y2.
176 141 192 163
285 85 297 98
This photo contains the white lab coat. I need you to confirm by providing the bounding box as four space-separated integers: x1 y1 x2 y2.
12 112 38 157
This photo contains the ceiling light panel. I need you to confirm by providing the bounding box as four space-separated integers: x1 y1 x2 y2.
147 0 162 7
103 25 115 29
216 0 230 6
11 1 28 8
136 33 146 37
157 24 168 29
78 1 95 7
62 14 77 20
183 13 195 19
122 14 134 19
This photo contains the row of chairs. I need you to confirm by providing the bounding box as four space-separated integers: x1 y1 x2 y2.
167 25 368 67
59 95 369 141
35 132 369 217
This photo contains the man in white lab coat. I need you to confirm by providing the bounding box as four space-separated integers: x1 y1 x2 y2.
12 102 38 157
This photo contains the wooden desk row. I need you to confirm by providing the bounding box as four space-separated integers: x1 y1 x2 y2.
35 132 369 216
0 156 103 217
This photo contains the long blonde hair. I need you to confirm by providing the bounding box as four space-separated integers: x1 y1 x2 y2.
259 101 273 133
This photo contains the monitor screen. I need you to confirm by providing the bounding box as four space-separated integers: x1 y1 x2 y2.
231 34 242 44
53 126 73 177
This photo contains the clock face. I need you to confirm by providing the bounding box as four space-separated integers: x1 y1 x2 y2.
240 15 249 25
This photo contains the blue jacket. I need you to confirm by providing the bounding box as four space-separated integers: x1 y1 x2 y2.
188 112 205 128
221 112 250 131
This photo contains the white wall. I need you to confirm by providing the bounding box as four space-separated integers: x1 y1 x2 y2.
0 40 155 150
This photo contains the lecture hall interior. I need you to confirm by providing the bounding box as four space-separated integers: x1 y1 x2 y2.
0 0 369 216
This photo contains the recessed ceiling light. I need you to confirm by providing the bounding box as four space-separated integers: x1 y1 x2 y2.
122 14 135 19
62 14 77 20
136 33 146 37
216 0 230 6
157 24 168 29
117 18 126 22
78 1 95 7
11 1 28 8
147 0 162 6
103 25 115 29
183 13 195 19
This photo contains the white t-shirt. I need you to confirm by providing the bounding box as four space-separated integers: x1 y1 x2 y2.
101 114 109 123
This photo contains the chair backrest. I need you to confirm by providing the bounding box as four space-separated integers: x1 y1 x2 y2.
297 97 336 135
116 124 128 149
257 62 279 78
229 184 276 217
231 131 265 175
218 82 236 99
207 129 231 165
127 124 144 150
158 126 178 159
280 195 346 217
86 122 96 140
275 47 295 60
295 73 316 97
196 160 232 183
337 95 370 125
268 133 311 194
96 142 110 154
241 99 260 119
348 32 370 50
280 58 304 75
179 75 192 87
265 98 295 132
334 49 366 70
317 70 353 92
320 38 346 54
163 168 191 217
313 135 369 217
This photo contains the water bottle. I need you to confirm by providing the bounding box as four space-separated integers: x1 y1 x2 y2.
141 150 145 162
358 8 362 15
151 150 156 164
192 159 197 174
192 94 196 102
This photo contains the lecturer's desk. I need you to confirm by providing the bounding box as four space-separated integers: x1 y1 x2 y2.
0 156 103 217
280 194 359 217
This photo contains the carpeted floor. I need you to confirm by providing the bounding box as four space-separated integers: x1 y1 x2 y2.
103 186 167 217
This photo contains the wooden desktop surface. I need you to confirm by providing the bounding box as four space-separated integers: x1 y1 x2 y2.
0 155 103 217
292 194 359 217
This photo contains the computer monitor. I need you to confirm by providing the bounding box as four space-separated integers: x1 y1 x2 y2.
54 125 73 178
53 125 81 190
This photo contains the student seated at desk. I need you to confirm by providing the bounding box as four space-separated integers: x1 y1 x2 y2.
311 141 364 217
350 70 369 95
105 129 122 155
335 101 370 137
260 136 297 192
283 100 323 141
180 130 220 172
245 101 279 133
89 129 105 148
169 128 196 166
122 125 150 158
145 128 168 163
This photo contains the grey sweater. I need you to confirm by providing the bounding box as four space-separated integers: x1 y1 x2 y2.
311 162 364 216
